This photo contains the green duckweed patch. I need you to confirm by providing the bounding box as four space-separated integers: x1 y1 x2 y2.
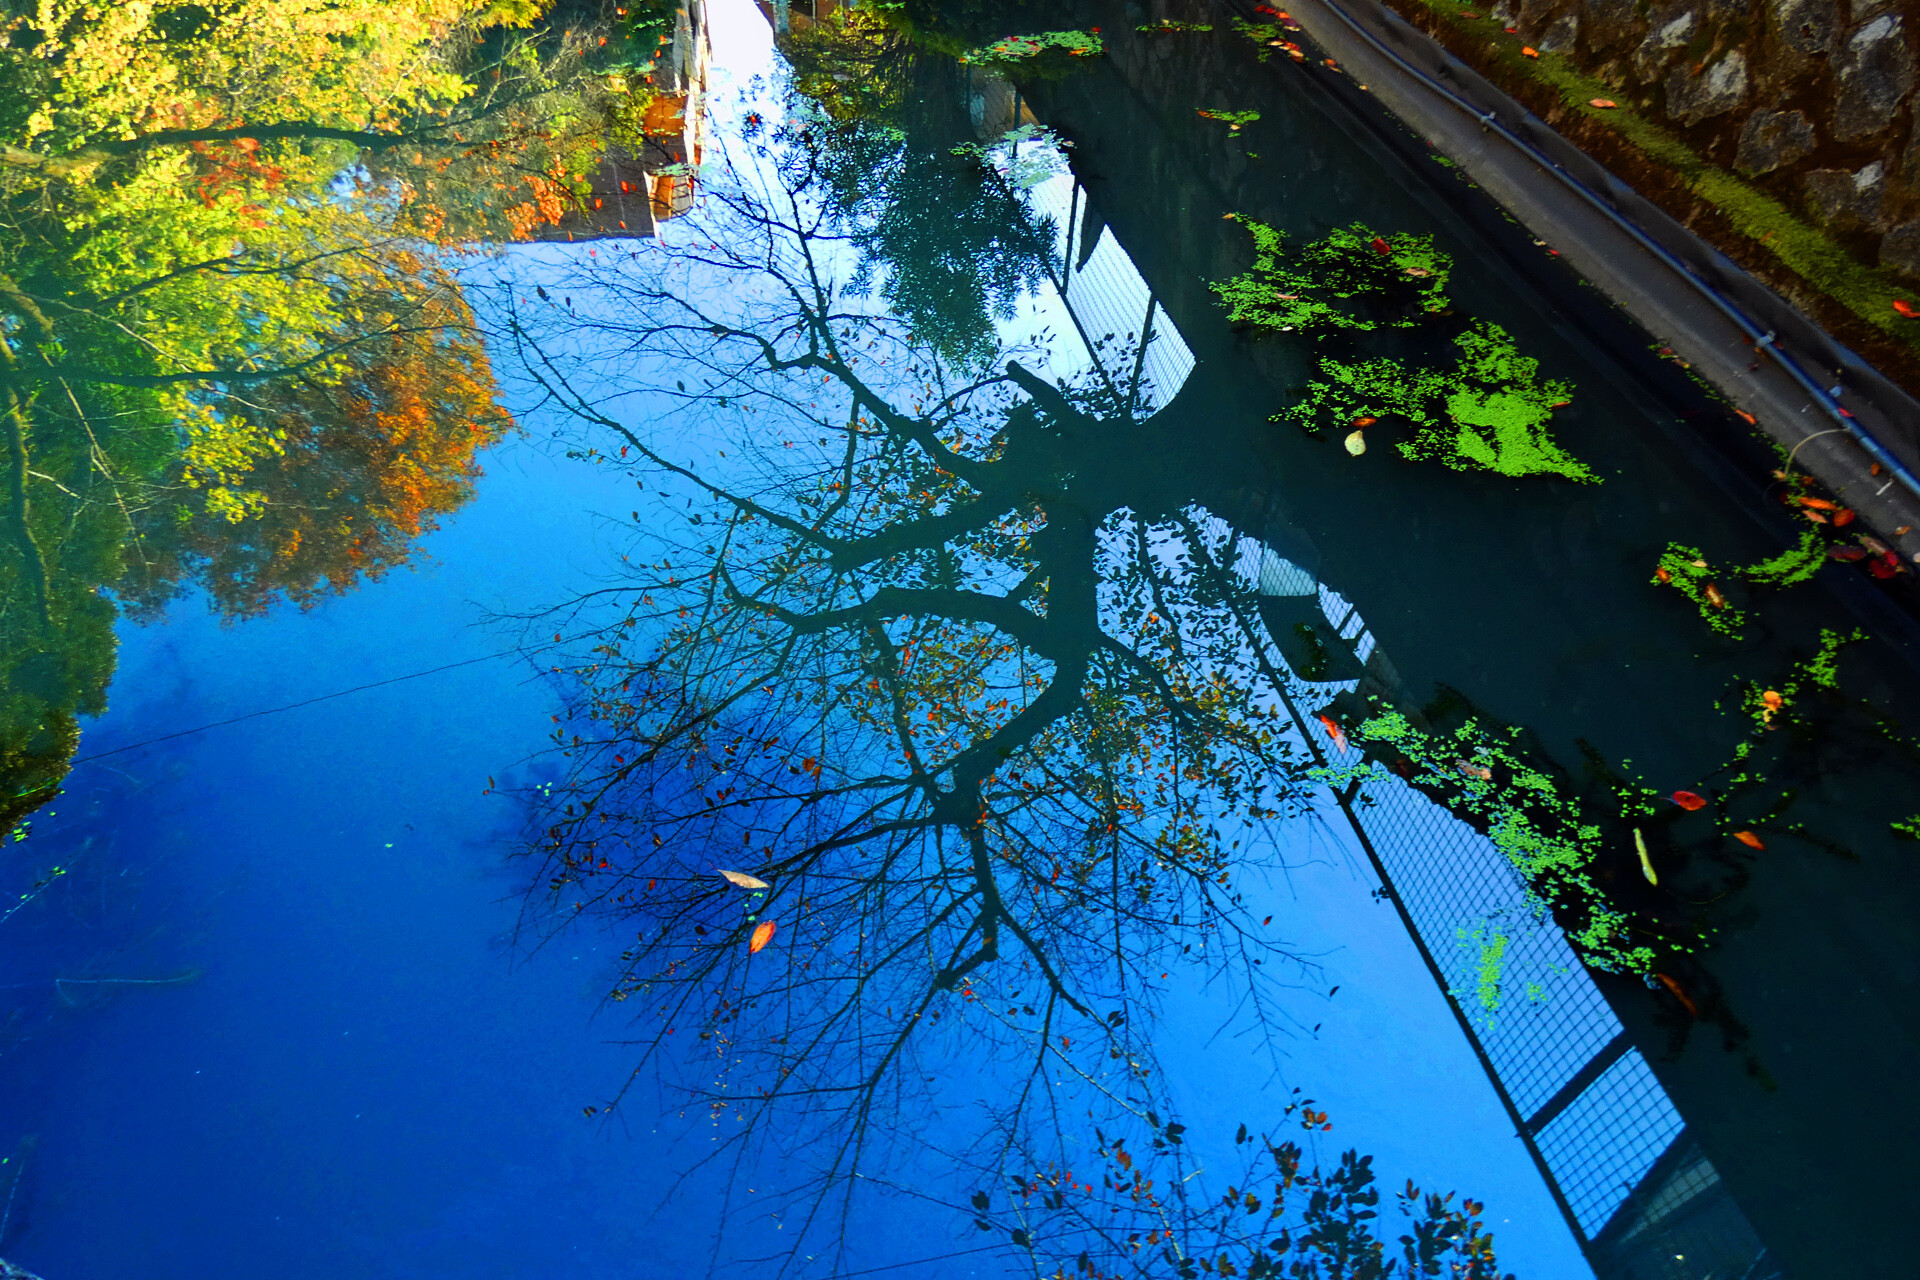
1459 920 1511 1012
956 29 1104 68
1217 217 1594 481
1281 322 1592 481
1314 710 1664 976
1653 529 1831 637
1310 632 1908 993
1197 108 1261 135
1213 216 1450 332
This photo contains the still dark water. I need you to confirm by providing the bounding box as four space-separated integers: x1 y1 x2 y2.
2 3 1917 1279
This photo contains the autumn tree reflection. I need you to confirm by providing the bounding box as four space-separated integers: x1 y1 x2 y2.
0 0 635 824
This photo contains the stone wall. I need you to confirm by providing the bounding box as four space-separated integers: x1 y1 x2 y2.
1406 0 1920 275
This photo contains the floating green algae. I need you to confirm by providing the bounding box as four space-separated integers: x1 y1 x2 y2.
1458 920 1511 1013
1196 108 1261 135
1280 323 1593 482
1217 218 1594 482
1212 216 1451 333
956 29 1103 67
1314 709 1663 976
1652 529 1828 637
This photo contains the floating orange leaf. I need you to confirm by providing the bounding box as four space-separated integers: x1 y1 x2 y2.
1671 790 1708 811
1733 830 1766 850
1589 98 1617 108
1653 972 1699 1018
1521 45 1539 56
1894 299 1920 319
1316 713 1349 751
749 920 777 953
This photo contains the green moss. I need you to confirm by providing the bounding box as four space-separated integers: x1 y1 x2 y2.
1391 0 1920 351
1137 19 1211 32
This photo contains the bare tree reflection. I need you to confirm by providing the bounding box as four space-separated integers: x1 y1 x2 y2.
492 110 1436 1266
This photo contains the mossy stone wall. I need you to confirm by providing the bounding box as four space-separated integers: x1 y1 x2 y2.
1400 0 1920 275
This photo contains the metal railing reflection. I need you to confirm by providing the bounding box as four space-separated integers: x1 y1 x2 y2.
1003 131 1776 1277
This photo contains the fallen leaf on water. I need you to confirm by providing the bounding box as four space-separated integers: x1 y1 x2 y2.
1672 790 1708 811
1703 581 1729 608
1834 507 1856 526
719 869 770 890
1351 415 1377 427
749 920 777 953
1797 496 1838 510
1633 828 1657 885
1830 545 1867 561
1733 830 1766 850
1344 429 1367 455
1368 235 1391 255
1895 299 1920 319
1734 409 1756 424
1653 972 1699 1018
1316 713 1349 752
1762 690 1784 711
1589 98 1617 108
1521 45 1539 56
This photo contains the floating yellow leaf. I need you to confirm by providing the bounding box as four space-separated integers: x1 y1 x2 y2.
718 869 770 890
1633 828 1657 885
1344 429 1367 456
